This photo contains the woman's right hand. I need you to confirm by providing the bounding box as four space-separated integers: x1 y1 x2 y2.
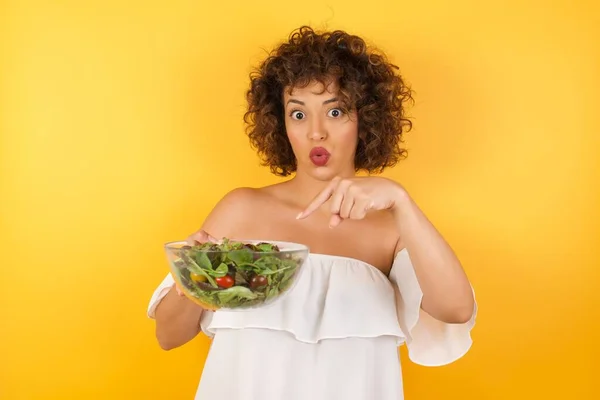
174 229 219 296
186 228 219 246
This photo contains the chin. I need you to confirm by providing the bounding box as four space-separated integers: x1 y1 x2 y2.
311 169 337 181
304 163 350 181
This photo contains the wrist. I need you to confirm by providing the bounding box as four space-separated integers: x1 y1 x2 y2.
390 185 414 221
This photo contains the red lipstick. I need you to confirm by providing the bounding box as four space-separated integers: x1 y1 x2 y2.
309 147 330 166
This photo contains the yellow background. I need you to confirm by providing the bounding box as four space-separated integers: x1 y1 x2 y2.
1 0 598 399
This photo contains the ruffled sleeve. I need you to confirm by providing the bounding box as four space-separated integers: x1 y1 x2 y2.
146 273 215 337
388 249 477 367
147 273 175 319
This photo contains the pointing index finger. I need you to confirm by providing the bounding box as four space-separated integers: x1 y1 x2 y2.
296 178 339 220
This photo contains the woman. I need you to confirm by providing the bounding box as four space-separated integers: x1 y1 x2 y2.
148 26 477 400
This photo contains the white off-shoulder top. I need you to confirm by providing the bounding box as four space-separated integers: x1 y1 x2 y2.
148 249 477 400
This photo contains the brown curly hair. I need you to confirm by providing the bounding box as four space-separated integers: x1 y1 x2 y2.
243 26 414 177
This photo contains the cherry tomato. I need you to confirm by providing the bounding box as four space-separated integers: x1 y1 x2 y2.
250 275 268 289
190 272 207 283
216 275 234 288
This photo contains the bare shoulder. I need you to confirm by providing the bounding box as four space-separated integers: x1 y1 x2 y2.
201 187 266 238
213 186 263 209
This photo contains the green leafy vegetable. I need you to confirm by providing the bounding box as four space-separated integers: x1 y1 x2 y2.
171 238 306 309
227 249 253 266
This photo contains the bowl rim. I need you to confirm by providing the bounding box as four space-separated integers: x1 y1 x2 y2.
164 238 310 254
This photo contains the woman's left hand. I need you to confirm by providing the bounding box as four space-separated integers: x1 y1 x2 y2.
296 176 406 227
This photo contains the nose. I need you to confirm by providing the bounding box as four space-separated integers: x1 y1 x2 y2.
308 117 327 141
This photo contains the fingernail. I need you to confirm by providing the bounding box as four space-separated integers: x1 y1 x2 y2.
296 212 303 219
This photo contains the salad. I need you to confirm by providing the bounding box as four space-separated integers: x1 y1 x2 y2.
169 238 307 310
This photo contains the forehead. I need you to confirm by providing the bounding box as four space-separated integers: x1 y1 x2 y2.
284 79 339 100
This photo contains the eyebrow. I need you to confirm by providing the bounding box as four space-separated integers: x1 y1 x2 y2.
286 97 339 107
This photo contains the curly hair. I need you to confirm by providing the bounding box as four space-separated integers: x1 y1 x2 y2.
243 26 414 177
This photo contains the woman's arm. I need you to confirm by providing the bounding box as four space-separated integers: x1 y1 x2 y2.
152 187 257 350
154 286 205 350
393 190 475 324
296 176 475 324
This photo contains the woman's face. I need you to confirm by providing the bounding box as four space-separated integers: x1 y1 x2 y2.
283 79 359 181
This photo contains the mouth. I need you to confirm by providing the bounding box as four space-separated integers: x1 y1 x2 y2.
309 147 331 167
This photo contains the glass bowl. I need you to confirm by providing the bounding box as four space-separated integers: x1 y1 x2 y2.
164 238 309 311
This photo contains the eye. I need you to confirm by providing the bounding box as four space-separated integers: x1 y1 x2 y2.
290 110 305 120
328 108 343 118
